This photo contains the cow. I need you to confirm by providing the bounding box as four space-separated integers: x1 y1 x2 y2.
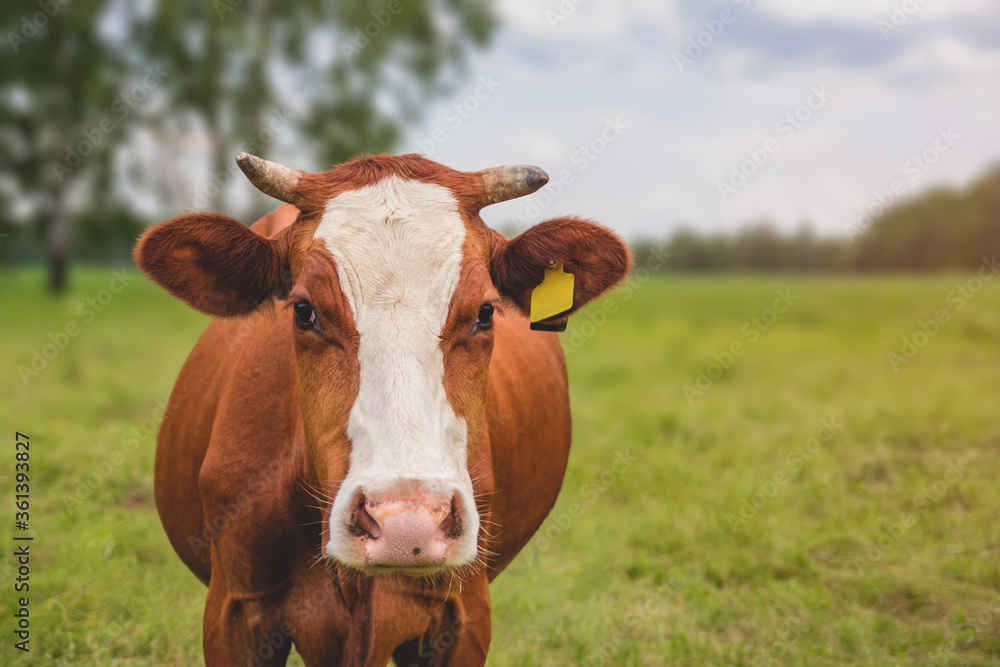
134 152 630 665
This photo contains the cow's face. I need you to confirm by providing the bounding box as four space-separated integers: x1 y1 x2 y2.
136 154 629 576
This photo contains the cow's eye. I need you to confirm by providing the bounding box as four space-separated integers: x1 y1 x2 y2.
476 303 495 329
293 300 317 329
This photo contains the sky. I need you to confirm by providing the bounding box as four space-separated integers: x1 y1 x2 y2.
401 0 1000 240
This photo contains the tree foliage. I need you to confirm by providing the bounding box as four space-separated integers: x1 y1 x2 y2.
134 0 494 211
0 0 496 288
1 0 132 288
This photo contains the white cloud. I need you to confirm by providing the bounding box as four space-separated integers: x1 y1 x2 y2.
398 0 1000 240
755 0 991 24
887 34 1000 79
499 0 683 42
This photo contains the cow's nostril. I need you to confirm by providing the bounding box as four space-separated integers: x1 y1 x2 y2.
438 494 463 540
348 496 381 540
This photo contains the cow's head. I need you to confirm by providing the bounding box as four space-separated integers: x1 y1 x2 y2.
136 153 629 576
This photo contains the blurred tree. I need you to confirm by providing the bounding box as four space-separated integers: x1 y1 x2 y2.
136 0 495 213
0 1 129 290
968 167 1000 265
1 0 495 290
632 164 1000 274
733 224 787 271
853 167 1000 272
0 216 12 262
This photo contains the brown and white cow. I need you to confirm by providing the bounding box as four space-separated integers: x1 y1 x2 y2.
135 153 630 665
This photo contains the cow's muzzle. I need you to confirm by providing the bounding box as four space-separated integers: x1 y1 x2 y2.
348 491 463 570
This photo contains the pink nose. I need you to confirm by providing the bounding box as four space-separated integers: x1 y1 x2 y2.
349 492 463 568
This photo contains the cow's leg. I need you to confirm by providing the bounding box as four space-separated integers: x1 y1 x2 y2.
279 571 351 666
202 576 294 667
391 639 426 667
436 586 491 667
390 614 492 667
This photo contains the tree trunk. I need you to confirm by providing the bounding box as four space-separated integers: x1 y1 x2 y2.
209 129 228 212
48 176 69 293
206 18 228 213
48 10 70 293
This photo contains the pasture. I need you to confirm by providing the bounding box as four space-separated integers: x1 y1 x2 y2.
1 266 998 665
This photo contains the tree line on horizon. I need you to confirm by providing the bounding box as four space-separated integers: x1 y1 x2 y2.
2 152 998 274
632 165 1000 273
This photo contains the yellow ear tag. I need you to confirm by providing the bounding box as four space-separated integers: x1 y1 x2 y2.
529 261 575 325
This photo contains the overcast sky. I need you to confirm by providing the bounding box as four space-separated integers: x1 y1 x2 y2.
401 0 1000 240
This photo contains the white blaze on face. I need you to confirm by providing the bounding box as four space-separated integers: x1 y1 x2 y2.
317 175 478 568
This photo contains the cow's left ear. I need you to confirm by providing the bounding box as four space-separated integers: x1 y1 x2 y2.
135 213 291 317
490 216 632 331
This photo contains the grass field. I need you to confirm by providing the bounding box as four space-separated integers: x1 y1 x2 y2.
2 266 999 666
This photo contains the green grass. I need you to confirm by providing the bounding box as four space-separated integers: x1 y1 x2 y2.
2 266 999 665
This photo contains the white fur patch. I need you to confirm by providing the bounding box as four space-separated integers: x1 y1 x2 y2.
316 176 479 568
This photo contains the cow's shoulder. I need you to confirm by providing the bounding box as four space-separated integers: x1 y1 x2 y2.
196 310 322 595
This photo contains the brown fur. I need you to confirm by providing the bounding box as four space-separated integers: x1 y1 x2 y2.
490 216 634 328
134 154 630 665
135 213 291 317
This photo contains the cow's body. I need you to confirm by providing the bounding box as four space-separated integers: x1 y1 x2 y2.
157 285 569 663
137 154 628 665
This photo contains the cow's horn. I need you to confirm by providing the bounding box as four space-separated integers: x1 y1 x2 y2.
477 165 549 206
235 152 306 205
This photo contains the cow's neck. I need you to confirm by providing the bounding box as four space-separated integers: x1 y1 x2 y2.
333 565 492 665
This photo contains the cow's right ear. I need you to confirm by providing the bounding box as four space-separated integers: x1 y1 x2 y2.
134 213 290 317
489 216 631 331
